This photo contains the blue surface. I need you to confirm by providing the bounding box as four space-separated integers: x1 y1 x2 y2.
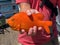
0 0 19 18
0 0 11 1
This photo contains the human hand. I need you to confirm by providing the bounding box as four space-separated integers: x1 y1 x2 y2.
19 9 42 35
20 26 42 36
28 26 42 35
26 9 39 15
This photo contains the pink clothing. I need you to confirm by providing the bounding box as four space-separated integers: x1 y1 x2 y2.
16 0 60 45
16 0 27 4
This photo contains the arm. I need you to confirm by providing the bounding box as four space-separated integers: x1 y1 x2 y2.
18 2 39 14
18 3 31 12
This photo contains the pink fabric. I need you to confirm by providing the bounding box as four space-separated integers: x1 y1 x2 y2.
16 0 59 45
57 0 60 8
16 0 27 4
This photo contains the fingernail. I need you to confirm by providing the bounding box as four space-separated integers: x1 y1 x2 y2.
21 29 25 32
20 29 25 34
33 26 37 29
28 28 33 36
38 27 42 30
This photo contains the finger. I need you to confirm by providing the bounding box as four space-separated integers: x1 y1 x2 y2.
30 9 35 14
26 10 32 15
30 9 39 14
38 27 42 30
32 26 37 35
20 29 25 34
34 10 39 13
28 28 33 35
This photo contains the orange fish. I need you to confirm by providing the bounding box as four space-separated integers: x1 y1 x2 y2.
7 12 52 34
